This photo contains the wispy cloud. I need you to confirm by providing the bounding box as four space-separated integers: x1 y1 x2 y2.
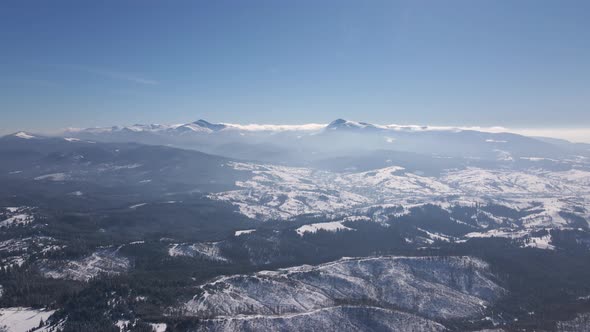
56 64 158 85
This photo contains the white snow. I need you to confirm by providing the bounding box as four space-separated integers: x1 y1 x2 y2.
13 132 35 139
0 207 35 228
168 242 229 262
41 248 130 281
0 307 55 332
0 214 33 228
211 162 590 228
296 221 354 236
235 229 256 236
522 233 555 250
416 228 454 242
149 323 167 332
466 229 529 239
34 173 67 181
184 256 504 321
116 320 130 331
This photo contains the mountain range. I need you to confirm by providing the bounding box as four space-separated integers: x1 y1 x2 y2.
7 118 589 173
1 119 590 331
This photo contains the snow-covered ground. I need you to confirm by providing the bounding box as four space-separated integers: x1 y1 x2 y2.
296 221 354 236
0 207 35 228
466 229 556 250
168 242 229 262
210 163 590 235
0 307 55 332
522 233 555 250
193 306 446 332
184 255 504 321
0 236 62 269
116 320 167 332
13 132 36 139
234 229 256 236
40 247 130 281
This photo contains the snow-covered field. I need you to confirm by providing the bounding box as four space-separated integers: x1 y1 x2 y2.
0 307 55 332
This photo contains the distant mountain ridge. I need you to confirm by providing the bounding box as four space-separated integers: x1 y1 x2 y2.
60 118 526 135
4 119 589 172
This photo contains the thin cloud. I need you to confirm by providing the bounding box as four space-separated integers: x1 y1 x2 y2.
57 64 158 85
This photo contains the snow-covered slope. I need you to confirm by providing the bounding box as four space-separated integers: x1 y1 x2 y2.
295 221 354 236
184 256 503 321
168 242 229 262
209 163 370 220
39 247 130 281
211 162 590 229
0 307 55 332
191 306 446 332
0 207 35 228
0 236 62 269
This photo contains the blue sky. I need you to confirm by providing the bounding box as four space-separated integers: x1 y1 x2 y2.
1 0 589 138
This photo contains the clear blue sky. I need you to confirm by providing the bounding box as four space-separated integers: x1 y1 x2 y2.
1 0 589 134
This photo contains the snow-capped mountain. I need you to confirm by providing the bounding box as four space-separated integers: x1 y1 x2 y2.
325 118 379 131
2 131 42 140
56 119 590 170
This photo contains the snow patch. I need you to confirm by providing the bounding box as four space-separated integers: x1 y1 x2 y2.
168 242 229 262
13 132 35 139
34 173 67 181
40 248 130 281
296 221 354 236
235 229 256 236
0 307 54 332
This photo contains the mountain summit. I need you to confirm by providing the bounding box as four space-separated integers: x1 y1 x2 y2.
193 119 227 132
326 119 378 131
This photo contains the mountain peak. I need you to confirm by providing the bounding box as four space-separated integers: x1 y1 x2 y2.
326 119 377 131
328 118 348 126
193 119 227 131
